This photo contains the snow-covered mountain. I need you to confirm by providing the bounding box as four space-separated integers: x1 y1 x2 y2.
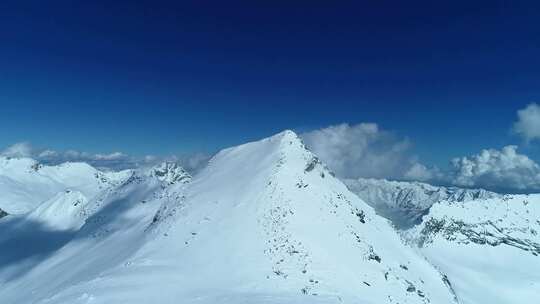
148 161 191 185
344 178 498 229
1 131 538 304
0 156 190 216
0 131 458 304
404 195 540 304
0 156 131 215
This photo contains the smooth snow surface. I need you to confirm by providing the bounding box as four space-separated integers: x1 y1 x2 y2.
0 131 457 304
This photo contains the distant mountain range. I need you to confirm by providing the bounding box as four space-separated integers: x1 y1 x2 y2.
344 178 498 229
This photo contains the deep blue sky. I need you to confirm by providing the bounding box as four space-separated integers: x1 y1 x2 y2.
1 1 539 166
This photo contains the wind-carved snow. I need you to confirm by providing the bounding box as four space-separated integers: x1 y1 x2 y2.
404 195 540 304
0 131 457 304
344 178 498 229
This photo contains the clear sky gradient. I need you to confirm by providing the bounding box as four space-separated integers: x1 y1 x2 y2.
1 1 539 168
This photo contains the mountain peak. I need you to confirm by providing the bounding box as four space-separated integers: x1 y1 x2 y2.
149 161 191 185
0 131 456 304
140 130 457 303
261 130 303 148
274 129 299 139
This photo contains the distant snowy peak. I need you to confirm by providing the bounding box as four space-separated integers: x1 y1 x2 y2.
0 156 132 214
344 178 499 229
0 156 40 173
149 161 191 185
0 155 130 187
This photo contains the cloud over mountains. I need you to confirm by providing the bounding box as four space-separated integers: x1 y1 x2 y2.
4 103 540 193
301 123 438 182
449 145 540 192
1 142 210 173
300 105 540 193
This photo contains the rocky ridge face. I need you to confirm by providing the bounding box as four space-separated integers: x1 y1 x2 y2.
149 161 192 185
402 194 540 304
344 178 498 229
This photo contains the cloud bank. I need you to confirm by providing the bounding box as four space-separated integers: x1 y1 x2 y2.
5 114 540 193
301 123 438 181
300 121 540 193
449 145 540 192
1 142 33 158
0 142 211 173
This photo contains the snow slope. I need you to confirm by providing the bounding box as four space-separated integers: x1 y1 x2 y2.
0 131 457 304
344 178 498 229
25 190 90 231
405 195 540 304
0 156 131 214
0 168 168 301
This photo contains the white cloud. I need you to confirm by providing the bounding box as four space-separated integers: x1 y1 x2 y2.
513 103 540 142
9 125 540 193
178 153 212 174
38 149 59 159
449 145 540 192
1 142 33 158
144 155 158 163
300 123 540 192
404 163 441 182
64 150 83 159
301 123 436 180
92 152 128 161
0 142 211 173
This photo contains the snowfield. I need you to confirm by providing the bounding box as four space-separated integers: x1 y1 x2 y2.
0 131 538 303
